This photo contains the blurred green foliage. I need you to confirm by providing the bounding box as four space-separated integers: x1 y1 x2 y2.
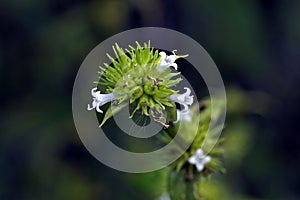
1 0 300 199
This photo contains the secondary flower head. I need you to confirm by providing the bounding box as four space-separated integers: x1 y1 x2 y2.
188 148 211 172
169 87 194 111
87 88 116 113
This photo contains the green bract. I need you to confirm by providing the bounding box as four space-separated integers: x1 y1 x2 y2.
163 100 226 200
94 41 185 126
170 100 225 174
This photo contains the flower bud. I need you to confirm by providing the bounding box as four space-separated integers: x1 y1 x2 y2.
130 86 143 103
144 82 158 95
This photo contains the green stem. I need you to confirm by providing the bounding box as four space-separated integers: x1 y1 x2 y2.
164 125 189 152
184 166 197 200
186 180 195 200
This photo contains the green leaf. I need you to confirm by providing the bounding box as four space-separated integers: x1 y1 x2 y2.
165 104 177 122
168 169 186 200
168 169 199 200
99 103 127 127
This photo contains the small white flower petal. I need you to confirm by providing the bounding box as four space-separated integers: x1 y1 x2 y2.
95 102 103 113
203 156 211 164
196 149 204 157
169 87 194 111
166 54 176 63
170 63 178 70
87 88 116 113
159 51 166 57
177 87 193 105
188 156 197 164
158 51 179 71
174 109 192 123
91 88 98 97
195 163 204 172
87 104 94 110
92 99 97 107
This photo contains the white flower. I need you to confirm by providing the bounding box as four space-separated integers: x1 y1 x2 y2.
188 149 211 172
156 194 170 200
87 87 116 113
169 87 194 111
158 50 178 71
174 109 192 123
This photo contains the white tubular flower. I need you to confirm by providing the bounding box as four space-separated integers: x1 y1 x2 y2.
169 87 194 111
174 109 192 123
158 50 178 71
188 149 211 172
87 88 116 113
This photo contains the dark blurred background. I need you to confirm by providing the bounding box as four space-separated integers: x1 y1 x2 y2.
1 0 300 199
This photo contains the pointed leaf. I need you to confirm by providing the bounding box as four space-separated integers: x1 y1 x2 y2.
99 103 127 127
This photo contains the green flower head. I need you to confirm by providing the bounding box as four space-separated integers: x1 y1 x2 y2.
88 41 190 127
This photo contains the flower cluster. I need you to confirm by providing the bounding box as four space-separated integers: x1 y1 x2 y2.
88 41 191 127
188 148 211 172
87 41 225 174
169 100 225 175
86 41 225 200
162 101 225 199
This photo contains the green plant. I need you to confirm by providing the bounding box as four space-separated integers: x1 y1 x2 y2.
87 41 225 200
